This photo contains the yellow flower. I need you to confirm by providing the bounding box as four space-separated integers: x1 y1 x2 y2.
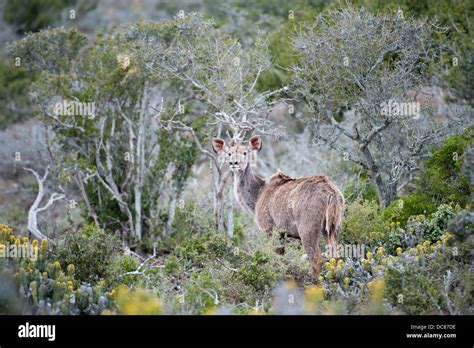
41 239 48 248
305 285 325 303
22 237 29 244
366 252 373 260
116 53 131 70
248 307 264 315
67 264 75 273
329 258 336 265
416 244 423 254
441 232 452 244
376 247 384 256
396 247 402 254
368 279 385 304
326 271 334 279
318 276 324 283
42 272 48 277
117 287 162 315
343 277 350 286
53 261 61 269
32 239 38 247
14 238 21 245
324 261 330 268
362 258 369 266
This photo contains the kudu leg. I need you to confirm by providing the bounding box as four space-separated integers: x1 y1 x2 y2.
327 232 339 259
275 231 287 255
300 232 322 279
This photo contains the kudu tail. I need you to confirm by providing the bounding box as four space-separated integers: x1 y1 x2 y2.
325 192 344 258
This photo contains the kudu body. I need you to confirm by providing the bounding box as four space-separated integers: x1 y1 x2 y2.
212 135 344 278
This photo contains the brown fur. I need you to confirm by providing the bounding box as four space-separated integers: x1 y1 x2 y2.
212 135 344 278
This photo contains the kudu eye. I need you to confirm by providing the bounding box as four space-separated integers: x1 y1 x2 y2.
243 152 247 156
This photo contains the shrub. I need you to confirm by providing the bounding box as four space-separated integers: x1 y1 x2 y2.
405 204 456 245
175 232 233 266
384 235 471 314
419 126 473 205
0 224 112 314
113 286 163 315
343 177 379 205
341 199 386 246
382 191 437 228
236 250 277 292
52 224 120 284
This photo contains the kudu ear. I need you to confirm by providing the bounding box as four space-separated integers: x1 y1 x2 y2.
212 138 225 153
249 135 262 152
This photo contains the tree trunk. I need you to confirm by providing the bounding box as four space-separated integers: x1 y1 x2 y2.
360 144 397 209
215 190 225 232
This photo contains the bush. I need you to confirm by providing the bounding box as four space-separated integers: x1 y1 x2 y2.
0 60 33 129
0 224 112 315
343 177 379 205
341 199 386 246
404 204 457 245
175 232 233 266
419 126 473 205
3 0 96 34
384 234 471 314
382 191 437 228
236 250 277 292
52 224 120 284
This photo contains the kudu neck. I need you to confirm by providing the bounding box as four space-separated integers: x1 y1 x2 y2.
234 164 265 214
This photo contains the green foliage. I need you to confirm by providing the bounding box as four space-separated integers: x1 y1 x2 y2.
175 232 232 266
236 250 276 291
256 3 323 91
52 224 120 284
8 27 88 74
341 199 386 246
0 59 33 129
405 204 457 244
382 192 437 228
343 176 379 204
8 22 204 243
384 236 471 314
3 0 96 34
0 224 112 315
420 126 473 205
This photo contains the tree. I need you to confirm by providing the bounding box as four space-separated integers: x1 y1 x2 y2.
137 13 287 234
8 13 286 243
8 25 198 245
292 7 467 208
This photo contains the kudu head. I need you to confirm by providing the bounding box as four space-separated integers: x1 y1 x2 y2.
212 135 262 174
